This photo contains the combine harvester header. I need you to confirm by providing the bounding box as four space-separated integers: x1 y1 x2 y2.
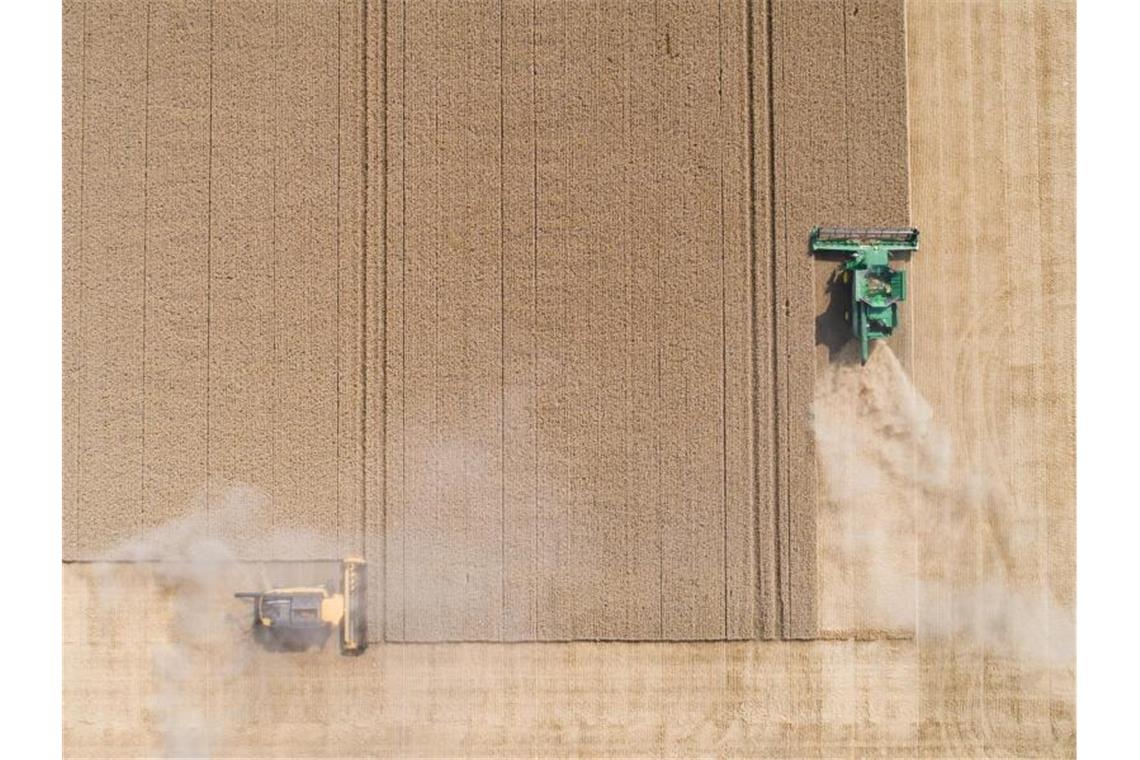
810 226 920 364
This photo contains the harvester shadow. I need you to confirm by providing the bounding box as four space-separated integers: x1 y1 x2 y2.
815 259 855 363
251 623 335 654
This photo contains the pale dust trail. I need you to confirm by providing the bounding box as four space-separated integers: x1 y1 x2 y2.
92 483 336 758
812 342 1073 666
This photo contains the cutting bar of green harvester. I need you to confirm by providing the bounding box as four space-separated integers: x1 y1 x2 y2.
810 226 920 364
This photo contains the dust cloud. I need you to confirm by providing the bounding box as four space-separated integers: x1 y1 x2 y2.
811 342 1074 667
93 483 339 758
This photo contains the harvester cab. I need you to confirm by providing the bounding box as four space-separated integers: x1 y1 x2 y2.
810 226 920 363
235 557 367 655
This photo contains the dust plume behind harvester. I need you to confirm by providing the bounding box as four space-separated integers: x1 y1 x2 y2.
811 226 920 363
235 558 367 655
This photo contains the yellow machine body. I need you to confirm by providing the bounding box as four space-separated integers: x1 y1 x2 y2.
252 588 342 628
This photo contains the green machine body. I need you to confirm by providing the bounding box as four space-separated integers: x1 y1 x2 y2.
810 226 920 363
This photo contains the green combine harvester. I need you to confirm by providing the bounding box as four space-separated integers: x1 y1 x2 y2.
810 226 920 364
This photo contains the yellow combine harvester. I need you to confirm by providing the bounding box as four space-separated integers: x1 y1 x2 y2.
235 558 367 655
